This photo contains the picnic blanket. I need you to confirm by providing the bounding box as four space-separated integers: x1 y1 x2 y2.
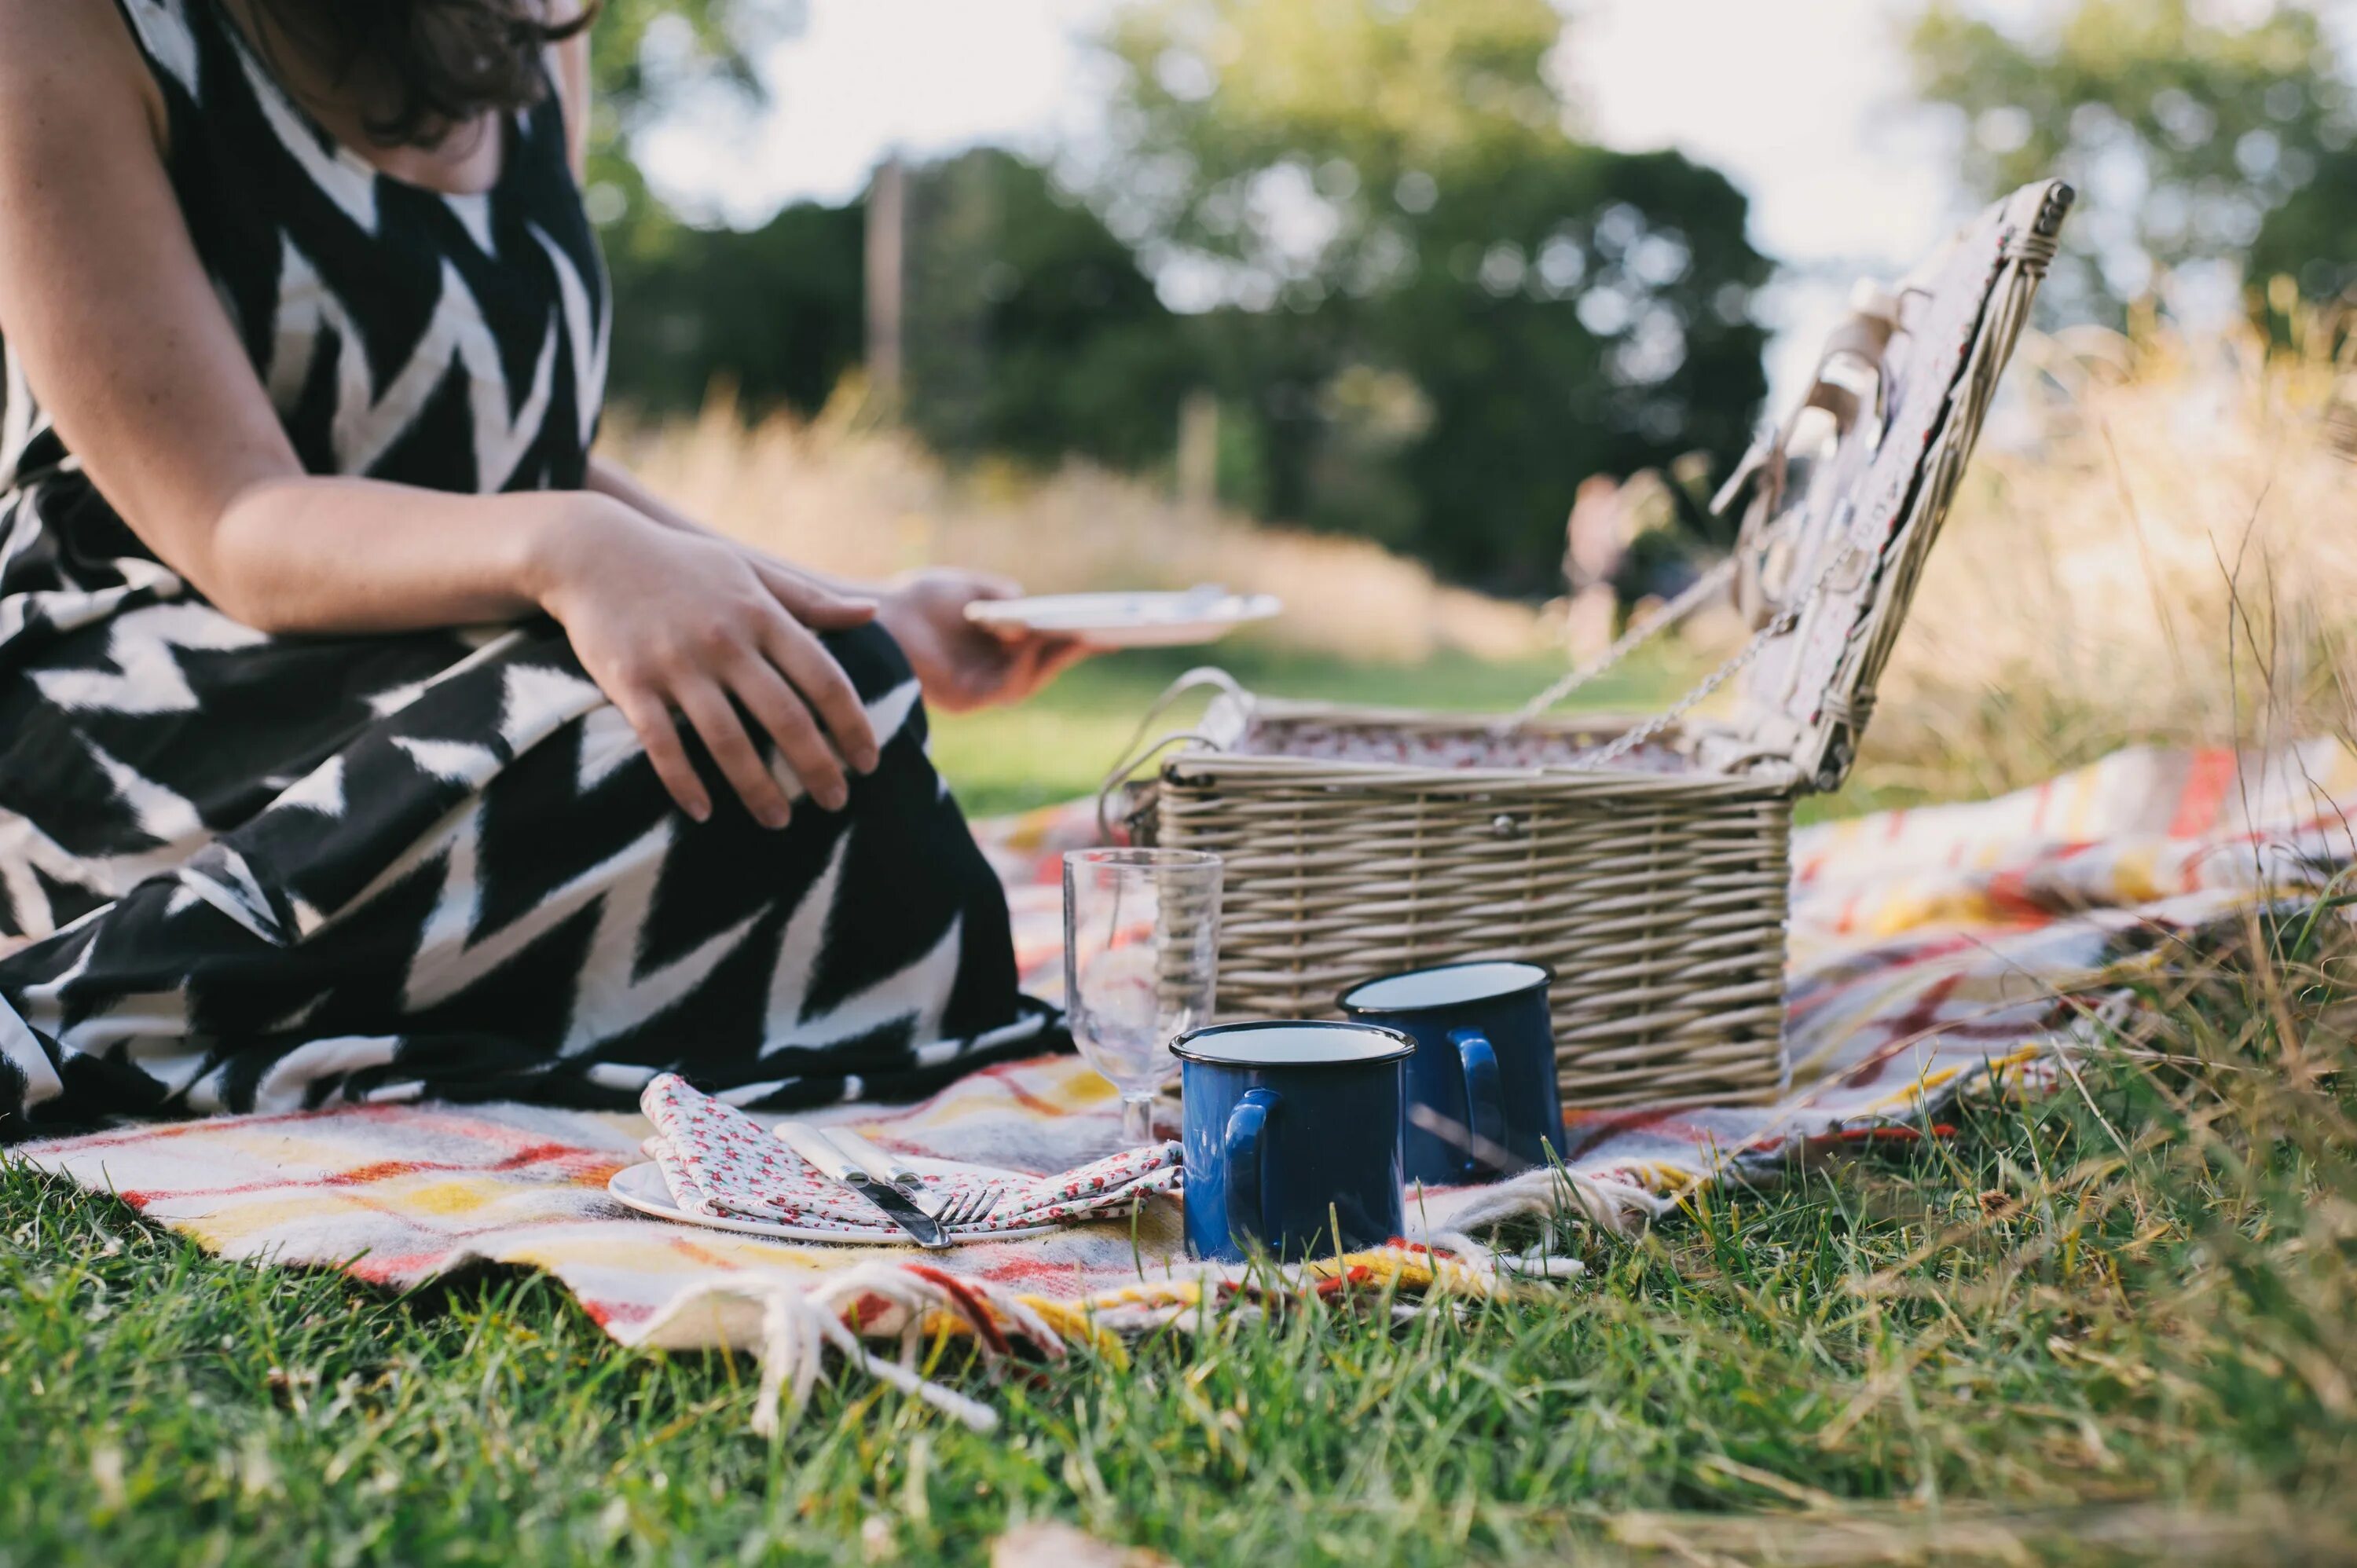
13 738 2355 1431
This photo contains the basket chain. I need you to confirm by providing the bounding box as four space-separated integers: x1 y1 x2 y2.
1562 597 1802 771
1559 540 1856 773
1503 554 1739 730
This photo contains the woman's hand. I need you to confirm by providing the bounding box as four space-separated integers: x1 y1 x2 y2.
877 569 1091 715
528 500 883 827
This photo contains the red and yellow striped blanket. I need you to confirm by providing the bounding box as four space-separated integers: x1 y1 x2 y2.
15 741 2353 1429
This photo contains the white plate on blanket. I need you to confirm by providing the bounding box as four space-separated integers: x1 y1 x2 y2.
963 588 1281 648
606 1162 1061 1246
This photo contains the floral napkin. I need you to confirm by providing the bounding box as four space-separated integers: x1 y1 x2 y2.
639 1072 1183 1236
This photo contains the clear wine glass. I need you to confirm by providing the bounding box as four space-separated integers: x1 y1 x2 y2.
1061 848 1222 1146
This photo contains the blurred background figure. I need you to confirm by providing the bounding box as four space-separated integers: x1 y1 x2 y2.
1562 475 1633 662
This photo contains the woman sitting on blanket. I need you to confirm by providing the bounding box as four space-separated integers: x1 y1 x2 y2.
0 0 1088 1139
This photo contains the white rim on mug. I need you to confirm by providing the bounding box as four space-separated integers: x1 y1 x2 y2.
1336 959 1554 1016
1170 1019 1414 1068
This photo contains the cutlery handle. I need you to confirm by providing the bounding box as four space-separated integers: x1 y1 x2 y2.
775 1121 856 1183
775 1121 950 1247
822 1126 922 1188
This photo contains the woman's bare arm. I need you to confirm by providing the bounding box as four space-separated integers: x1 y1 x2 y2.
0 0 878 826
0 0 559 632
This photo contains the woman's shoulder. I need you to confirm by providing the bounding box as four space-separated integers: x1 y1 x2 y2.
0 0 170 152
1 0 158 72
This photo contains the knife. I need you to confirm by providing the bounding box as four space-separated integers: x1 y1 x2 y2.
816 1125 1022 1229
775 1121 950 1249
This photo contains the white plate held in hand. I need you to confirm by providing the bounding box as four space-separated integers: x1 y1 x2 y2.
963 587 1281 648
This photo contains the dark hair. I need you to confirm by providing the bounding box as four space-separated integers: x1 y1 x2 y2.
244 0 598 148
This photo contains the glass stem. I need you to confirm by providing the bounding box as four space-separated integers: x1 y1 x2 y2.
1120 1093 1158 1146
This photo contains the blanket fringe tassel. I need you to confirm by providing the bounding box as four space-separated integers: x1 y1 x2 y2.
714 1163 1666 1435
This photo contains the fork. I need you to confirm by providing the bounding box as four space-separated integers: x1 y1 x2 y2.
819 1126 1014 1230
931 1184 1006 1229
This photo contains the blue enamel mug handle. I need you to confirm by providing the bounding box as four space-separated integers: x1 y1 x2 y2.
1224 1087 1280 1250
1449 1028 1505 1177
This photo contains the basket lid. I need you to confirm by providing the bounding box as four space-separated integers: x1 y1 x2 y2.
1123 179 2073 799
1699 178 2074 788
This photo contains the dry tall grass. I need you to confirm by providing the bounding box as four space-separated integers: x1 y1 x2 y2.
608 307 2357 804
602 389 1551 665
1865 302 2357 798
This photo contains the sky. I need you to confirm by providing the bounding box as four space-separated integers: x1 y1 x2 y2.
626 0 2190 395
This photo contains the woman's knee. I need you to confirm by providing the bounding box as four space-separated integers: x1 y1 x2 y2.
821 619 916 702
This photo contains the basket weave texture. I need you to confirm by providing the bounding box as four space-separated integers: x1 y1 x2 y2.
1129 179 2074 1112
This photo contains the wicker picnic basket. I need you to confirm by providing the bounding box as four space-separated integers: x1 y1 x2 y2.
1105 178 2075 1112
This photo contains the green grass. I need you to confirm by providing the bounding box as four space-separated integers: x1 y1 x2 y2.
6 980 2352 1566
5 650 2355 1566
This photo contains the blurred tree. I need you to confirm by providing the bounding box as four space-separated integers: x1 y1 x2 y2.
588 0 867 419
604 148 1199 458
582 0 807 259
586 10 1193 461
1094 0 1770 589
900 150 1197 470
604 197 865 417
2250 145 2357 302
1907 0 2357 308
1098 0 1570 299
1373 145 1765 584
587 0 1769 592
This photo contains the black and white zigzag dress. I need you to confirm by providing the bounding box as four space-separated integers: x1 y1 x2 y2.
0 0 1049 1138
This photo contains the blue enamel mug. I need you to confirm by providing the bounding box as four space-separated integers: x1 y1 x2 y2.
1339 960 1563 1186
1171 1020 1414 1263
